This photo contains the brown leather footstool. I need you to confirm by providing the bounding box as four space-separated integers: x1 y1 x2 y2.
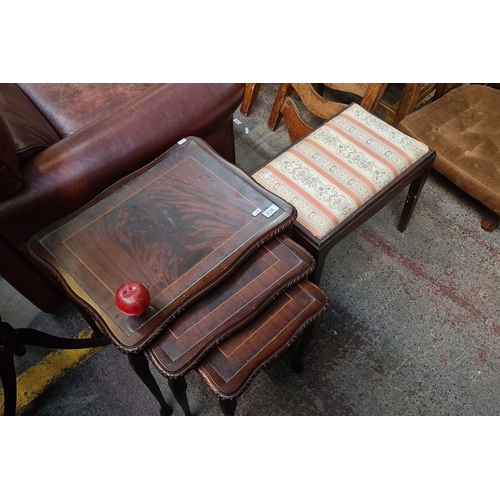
398 84 500 230
196 280 327 415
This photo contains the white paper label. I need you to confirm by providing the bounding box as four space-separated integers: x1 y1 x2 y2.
262 204 279 218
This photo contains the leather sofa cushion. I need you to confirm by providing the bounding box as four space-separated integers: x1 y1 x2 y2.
398 85 500 215
18 83 155 137
0 83 245 248
0 84 60 164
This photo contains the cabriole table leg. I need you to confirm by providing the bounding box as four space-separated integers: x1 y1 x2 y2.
219 399 237 416
168 376 192 416
128 351 173 416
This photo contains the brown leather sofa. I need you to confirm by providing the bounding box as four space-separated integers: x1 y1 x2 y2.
0 83 245 313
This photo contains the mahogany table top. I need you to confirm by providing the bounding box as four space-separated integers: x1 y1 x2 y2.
30 137 296 353
196 279 328 400
147 234 314 377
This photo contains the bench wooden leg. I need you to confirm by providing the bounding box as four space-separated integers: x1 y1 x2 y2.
308 248 328 286
398 169 431 232
289 230 326 286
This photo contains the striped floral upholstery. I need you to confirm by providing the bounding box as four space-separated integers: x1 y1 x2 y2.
253 103 429 241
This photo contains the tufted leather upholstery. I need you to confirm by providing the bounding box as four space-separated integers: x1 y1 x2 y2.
0 83 245 312
398 85 500 218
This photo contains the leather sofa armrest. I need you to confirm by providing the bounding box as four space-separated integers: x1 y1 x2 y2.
0 83 245 247
0 113 23 199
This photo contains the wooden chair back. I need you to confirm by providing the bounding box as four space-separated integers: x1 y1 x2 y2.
267 83 388 142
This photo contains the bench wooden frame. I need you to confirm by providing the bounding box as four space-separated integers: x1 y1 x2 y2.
250 102 437 285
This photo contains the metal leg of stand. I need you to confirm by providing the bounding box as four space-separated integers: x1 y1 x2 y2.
0 316 112 416
0 345 17 416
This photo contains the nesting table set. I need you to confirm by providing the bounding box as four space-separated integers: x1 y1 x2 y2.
28 137 327 416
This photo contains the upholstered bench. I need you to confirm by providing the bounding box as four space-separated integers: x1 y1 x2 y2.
252 103 437 284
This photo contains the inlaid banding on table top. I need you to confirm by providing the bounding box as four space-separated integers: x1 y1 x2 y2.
196 280 328 396
60 156 263 298
40 155 286 330
32 138 296 353
147 234 315 376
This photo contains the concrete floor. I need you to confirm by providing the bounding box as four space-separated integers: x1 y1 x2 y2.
2 84 500 417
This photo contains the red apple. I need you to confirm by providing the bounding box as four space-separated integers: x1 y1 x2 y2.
115 281 151 316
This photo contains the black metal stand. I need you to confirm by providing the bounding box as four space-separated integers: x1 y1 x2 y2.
0 316 111 416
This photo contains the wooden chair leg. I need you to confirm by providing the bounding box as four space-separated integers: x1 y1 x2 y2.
481 212 499 231
398 169 431 232
219 398 237 416
240 83 261 117
267 83 294 131
433 83 447 101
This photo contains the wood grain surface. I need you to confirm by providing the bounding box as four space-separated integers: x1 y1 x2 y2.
196 280 327 399
30 138 296 352
147 234 315 377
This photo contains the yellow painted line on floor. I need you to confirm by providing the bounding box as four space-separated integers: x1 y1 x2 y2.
0 328 106 414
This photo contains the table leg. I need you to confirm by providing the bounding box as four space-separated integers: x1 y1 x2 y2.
291 322 316 373
219 399 237 416
127 352 173 416
168 376 192 416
